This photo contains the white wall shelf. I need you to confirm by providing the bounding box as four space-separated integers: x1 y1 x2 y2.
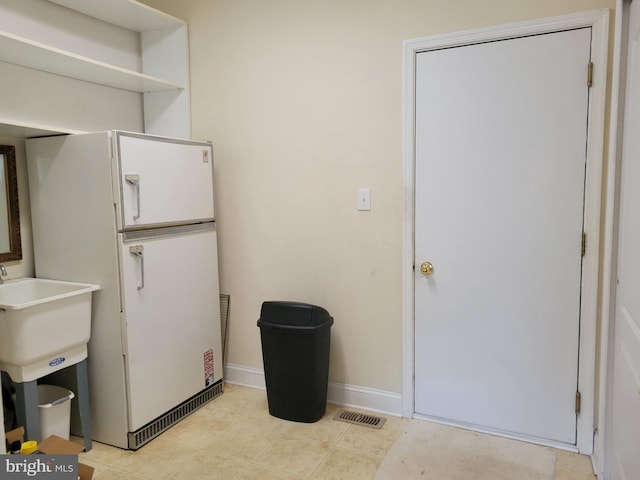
48 0 185 32
0 0 190 139
0 31 184 94
0 119 85 139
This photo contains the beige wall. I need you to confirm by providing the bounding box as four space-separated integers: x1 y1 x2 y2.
143 0 615 395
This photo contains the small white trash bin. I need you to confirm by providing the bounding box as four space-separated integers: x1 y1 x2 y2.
38 384 75 440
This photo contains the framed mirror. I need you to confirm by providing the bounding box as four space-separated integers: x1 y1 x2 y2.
0 145 22 262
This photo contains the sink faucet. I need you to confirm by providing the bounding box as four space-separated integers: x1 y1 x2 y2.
0 265 7 284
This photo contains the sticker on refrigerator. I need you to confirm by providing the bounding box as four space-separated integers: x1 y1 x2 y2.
204 349 214 386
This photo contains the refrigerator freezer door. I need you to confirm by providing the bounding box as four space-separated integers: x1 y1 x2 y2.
116 132 215 230
119 224 222 431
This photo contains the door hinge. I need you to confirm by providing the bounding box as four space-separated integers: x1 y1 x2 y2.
575 391 581 414
587 62 594 87
581 232 586 257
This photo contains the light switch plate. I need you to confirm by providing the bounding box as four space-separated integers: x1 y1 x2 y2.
357 188 371 211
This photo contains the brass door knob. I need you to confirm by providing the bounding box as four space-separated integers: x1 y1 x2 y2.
420 262 434 276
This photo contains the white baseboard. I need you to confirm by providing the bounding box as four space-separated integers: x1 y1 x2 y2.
223 363 266 390
223 363 403 417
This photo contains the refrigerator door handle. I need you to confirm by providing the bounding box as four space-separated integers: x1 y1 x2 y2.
125 174 141 220
129 245 145 290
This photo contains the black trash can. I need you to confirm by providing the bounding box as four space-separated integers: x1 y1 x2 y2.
257 301 334 423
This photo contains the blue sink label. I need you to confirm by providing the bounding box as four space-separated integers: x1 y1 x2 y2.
48 357 66 367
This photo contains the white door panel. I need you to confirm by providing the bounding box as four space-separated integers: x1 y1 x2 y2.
119 227 221 430
414 28 591 443
610 1 640 476
611 311 640 479
117 133 214 229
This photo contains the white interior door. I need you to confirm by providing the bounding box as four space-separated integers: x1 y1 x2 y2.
609 1 640 477
414 28 591 444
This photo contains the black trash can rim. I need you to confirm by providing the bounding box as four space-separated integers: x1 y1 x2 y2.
257 317 333 331
258 301 333 329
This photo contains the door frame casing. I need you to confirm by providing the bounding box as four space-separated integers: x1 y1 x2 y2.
596 0 632 477
402 9 609 454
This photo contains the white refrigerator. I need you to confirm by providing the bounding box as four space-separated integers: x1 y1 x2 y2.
26 131 223 449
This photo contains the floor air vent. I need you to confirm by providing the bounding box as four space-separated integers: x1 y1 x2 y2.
128 380 224 449
334 409 386 429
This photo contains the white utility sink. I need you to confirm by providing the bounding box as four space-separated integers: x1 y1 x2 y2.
0 278 100 382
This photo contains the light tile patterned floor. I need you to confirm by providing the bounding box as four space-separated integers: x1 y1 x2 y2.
75 384 596 480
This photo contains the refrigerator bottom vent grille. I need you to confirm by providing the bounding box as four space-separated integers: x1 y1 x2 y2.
128 380 224 450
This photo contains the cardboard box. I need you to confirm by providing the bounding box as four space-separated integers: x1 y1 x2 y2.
4 427 94 480
4 426 24 447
